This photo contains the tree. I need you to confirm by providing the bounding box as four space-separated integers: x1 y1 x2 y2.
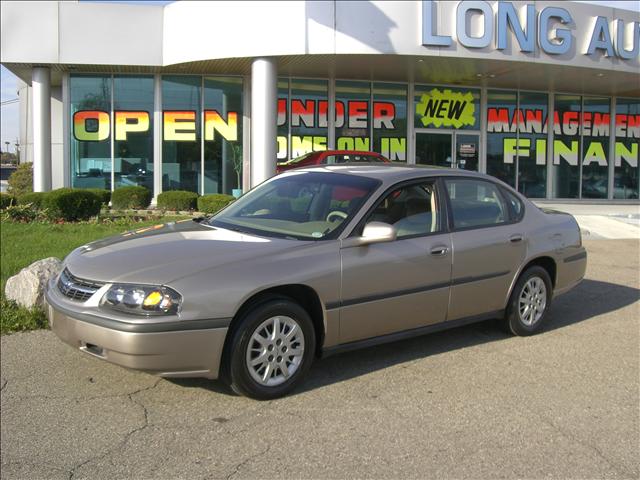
7 163 33 196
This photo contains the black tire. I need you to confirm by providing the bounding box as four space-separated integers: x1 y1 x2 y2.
225 298 316 400
503 266 553 336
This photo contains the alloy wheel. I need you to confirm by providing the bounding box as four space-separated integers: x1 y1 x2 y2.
245 315 305 387
518 276 547 326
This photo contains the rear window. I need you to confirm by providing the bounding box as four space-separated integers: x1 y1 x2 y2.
502 188 524 221
445 179 509 229
322 154 384 164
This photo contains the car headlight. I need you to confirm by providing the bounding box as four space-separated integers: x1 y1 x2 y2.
101 284 182 316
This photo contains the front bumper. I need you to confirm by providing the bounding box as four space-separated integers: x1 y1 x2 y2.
45 290 229 379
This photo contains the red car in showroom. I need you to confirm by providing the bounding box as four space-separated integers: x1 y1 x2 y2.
276 150 390 173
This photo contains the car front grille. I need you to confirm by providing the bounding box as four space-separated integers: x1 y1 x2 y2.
57 268 104 302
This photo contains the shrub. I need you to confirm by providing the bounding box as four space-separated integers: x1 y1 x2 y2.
0 192 16 209
17 192 49 209
197 194 235 214
2 203 40 223
111 186 152 210
43 188 102 221
157 190 199 211
80 188 111 205
7 163 33 197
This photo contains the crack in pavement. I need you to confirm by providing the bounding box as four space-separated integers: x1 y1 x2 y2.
223 444 272 480
479 347 637 477
0 378 7 392
535 414 635 478
66 378 162 480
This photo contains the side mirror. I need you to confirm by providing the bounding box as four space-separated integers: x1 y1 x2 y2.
360 221 397 245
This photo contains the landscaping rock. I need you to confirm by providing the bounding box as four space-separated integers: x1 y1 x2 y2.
5 258 62 309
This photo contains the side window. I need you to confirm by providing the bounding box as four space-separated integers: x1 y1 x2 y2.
364 182 440 239
445 179 508 229
502 188 524 221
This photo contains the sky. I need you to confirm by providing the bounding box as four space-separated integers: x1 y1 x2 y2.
1 0 639 153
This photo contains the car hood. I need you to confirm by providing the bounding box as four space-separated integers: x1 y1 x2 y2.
64 220 307 285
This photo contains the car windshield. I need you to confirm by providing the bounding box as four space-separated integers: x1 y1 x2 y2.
208 172 380 240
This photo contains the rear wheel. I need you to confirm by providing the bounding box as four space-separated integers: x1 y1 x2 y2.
504 266 552 336
226 298 315 400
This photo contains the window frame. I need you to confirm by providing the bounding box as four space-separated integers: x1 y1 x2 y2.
348 176 447 241
441 176 520 232
499 185 526 223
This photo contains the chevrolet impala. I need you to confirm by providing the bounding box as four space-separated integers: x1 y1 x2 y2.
46 165 587 399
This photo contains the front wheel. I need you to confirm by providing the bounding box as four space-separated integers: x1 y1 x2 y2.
504 266 552 336
226 298 316 400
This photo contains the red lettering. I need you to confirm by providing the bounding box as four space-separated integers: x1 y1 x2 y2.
348 101 368 129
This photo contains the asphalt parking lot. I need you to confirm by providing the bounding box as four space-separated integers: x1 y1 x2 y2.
1 239 639 479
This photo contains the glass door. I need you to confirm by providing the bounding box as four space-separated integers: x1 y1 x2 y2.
415 131 480 171
415 131 453 167
454 133 479 171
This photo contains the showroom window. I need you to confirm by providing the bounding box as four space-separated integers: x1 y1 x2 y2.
70 75 112 190
486 90 548 196
276 78 290 161
581 97 610 199
414 85 480 130
290 79 328 158
373 83 407 161
276 79 408 163
486 90 517 188
552 95 582 198
162 75 201 193
113 75 154 191
161 75 244 195
276 78 329 162
614 98 639 199
551 95 613 199
517 92 548 198
203 77 243 195
335 80 371 151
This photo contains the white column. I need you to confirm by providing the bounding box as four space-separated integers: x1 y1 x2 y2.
250 57 277 187
153 74 162 203
32 67 52 192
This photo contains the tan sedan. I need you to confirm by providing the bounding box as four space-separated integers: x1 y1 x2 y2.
46 165 586 399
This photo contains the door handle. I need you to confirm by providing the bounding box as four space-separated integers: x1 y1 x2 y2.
510 234 523 243
430 246 449 256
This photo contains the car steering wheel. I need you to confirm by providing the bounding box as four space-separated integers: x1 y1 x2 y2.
326 210 348 222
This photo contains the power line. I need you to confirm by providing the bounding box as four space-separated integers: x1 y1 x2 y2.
1 99 19 106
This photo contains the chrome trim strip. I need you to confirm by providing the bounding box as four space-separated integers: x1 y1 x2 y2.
340 281 450 308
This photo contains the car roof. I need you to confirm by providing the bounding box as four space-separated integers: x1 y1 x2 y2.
291 163 492 185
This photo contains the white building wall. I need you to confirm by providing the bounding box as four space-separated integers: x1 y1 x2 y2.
3 1 637 73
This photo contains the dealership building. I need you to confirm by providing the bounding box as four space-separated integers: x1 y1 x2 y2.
1 0 638 201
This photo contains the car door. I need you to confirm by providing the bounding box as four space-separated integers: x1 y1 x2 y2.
443 177 526 321
338 179 452 344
